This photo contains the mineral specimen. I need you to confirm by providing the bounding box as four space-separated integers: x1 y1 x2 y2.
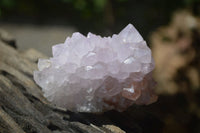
34 24 157 112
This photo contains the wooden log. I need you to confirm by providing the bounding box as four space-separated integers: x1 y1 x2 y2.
0 30 162 133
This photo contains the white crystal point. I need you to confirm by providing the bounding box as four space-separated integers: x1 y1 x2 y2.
119 24 143 43
38 59 51 71
34 24 157 113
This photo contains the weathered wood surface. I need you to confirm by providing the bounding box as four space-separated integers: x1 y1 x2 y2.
0 31 162 133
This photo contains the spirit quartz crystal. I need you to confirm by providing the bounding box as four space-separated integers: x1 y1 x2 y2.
34 24 158 112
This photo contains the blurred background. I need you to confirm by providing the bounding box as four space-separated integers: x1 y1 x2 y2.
0 0 200 133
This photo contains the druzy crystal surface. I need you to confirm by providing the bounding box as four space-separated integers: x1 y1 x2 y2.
34 24 157 112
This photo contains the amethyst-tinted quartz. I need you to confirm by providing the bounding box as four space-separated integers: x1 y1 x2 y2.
34 24 157 112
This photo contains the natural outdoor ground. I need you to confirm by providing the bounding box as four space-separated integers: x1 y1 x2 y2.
0 23 75 56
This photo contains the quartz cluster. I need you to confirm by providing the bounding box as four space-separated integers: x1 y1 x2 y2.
34 24 157 112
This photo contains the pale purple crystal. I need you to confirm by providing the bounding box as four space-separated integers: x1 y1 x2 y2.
34 24 157 112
